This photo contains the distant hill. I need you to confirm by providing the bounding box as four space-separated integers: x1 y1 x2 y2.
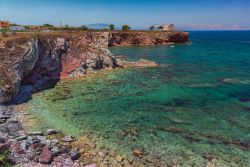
87 23 109 29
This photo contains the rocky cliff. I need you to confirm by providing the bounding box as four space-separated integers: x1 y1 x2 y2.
0 32 117 104
0 31 188 104
109 31 189 46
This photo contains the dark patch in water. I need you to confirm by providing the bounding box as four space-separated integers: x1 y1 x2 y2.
157 126 250 151
228 89 250 99
239 98 250 103
243 107 250 112
162 98 192 107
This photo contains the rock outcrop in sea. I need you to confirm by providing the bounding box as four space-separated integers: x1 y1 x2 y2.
109 31 189 46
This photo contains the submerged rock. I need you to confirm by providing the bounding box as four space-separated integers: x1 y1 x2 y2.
62 136 75 142
115 154 124 162
70 149 80 160
167 117 192 125
47 129 59 135
133 149 144 158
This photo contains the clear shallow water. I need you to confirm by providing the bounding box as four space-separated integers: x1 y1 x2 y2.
27 31 250 166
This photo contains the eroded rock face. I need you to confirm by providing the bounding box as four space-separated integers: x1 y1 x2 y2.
0 31 188 104
109 31 189 47
0 32 117 104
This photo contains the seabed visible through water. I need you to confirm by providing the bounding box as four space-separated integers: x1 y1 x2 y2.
24 31 250 166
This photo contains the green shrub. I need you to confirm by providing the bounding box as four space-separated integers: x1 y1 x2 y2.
0 150 12 167
157 26 164 30
122 25 131 31
149 26 154 30
109 24 115 30
0 80 6 87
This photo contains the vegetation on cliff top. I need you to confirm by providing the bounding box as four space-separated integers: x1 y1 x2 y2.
0 150 12 167
0 79 6 87
122 25 131 31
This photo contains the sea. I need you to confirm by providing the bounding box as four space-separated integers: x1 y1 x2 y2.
26 31 250 166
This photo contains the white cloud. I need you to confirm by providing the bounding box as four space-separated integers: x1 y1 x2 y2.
184 24 250 30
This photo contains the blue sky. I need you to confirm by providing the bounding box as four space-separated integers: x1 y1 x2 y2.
0 0 250 30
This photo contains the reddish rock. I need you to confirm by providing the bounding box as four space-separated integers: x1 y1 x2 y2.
39 147 53 164
109 31 188 47
85 163 98 167
0 143 8 151
9 141 22 153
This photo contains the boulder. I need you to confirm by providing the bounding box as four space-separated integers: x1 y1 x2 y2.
46 129 59 135
70 149 80 160
0 143 8 151
39 147 53 164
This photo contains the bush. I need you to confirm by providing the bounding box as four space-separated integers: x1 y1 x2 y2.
122 25 131 31
0 79 6 87
109 24 115 30
43 23 54 28
0 150 12 167
80 25 88 30
149 26 154 30
157 26 164 30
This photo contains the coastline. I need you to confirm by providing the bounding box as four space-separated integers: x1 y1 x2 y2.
0 30 189 166
0 57 161 166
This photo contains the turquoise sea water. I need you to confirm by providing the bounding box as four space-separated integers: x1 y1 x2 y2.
27 31 250 166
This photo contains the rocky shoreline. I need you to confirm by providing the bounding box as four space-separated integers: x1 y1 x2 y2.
0 100 162 167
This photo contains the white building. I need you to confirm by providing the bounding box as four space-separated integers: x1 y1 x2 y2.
9 26 25 31
163 24 175 31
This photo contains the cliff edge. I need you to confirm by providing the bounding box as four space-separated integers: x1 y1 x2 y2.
109 31 189 46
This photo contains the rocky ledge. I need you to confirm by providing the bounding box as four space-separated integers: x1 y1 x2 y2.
109 31 189 46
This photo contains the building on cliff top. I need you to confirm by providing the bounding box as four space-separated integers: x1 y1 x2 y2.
0 21 10 29
9 26 26 31
163 24 175 31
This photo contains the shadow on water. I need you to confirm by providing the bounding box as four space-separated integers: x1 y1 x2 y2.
11 79 60 105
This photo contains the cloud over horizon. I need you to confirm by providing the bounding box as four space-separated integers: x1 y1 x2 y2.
183 24 250 30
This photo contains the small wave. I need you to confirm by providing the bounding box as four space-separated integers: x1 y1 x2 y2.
220 78 250 85
234 40 250 43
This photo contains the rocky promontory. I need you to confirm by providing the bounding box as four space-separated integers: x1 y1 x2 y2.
109 31 189 46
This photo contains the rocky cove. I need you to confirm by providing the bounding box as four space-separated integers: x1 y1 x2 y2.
0 31 189 166
0 31 188 104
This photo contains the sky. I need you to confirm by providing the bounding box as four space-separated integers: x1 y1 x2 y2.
0 0 250 30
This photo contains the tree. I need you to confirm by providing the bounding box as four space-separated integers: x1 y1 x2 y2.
109 24 115 30
149 26 154 30
43 23 54 27
122 25 131 31
157 26 164 30
80 25 88 30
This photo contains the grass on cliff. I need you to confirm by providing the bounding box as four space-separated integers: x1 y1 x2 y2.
0 150 12 167
0 80 6 87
